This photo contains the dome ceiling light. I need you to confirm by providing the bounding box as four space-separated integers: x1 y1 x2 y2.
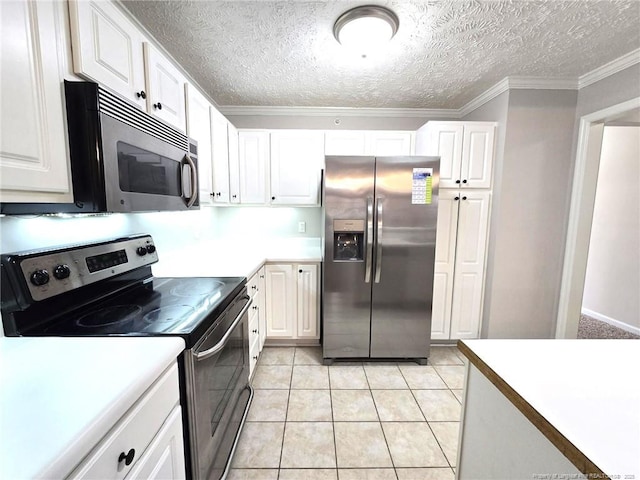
333 5 399 58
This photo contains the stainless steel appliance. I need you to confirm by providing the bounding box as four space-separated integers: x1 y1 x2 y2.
1 81 199 215
0 235 249 480
323 155 440 364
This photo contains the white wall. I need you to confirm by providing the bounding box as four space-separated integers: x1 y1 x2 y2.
464 89 579 338
582 126 640 330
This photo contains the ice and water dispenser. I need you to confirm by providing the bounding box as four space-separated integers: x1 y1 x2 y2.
333 220 365 261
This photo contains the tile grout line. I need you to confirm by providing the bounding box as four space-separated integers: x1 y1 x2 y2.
276 349 295 477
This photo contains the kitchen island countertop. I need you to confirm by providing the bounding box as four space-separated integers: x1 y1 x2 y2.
457 339 640 478
0 336 185 479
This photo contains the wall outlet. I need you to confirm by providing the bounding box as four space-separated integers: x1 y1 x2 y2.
298 221 306 233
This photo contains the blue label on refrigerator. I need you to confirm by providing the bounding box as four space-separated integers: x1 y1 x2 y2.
412 168 433 205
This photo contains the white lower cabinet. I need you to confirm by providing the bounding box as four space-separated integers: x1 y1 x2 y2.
247 267 266 379
265 263 319 341
431 191 491 340
0 0 72 203
69 363 185 480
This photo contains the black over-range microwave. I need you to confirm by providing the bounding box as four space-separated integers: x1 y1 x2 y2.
1 81 199 214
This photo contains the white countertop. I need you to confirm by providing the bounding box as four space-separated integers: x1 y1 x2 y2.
0 336 185 480
460 339 640 477
152 238 322 278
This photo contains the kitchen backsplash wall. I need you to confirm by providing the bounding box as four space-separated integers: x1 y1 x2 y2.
0 206 322 255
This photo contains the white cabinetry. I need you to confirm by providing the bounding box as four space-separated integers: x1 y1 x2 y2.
68 0 147 109
416 121 495 189
238 131 270 204
248 266 266 379
431 191 491 340
143 43 187 132
69 2 186 132
0 0 72 203
416 121 495 340
325 131 413 156
265 263 319 341
70 363 185 480
227 123 241 204
270 131 324 205
186 84 214 205
211 109 231 204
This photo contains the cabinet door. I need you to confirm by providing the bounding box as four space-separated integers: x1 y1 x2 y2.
126 406 186 480
461 124 495 189
366 131 413 156
431 191 460 340
68 0 146 109
265 264 295 338
257 267 267 350
185 84 213 205
227 123 240 204
0 1 72 203
296 264 319 339
426 123 464 189
238 131 269 204
450 191 491 339
144 43 186 132
324 131 367 156
270 131 323 205
210 109 230 203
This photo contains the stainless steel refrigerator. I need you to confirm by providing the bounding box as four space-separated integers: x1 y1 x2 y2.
322 155 440 364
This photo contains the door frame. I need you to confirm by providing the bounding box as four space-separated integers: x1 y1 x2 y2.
555 97 640 338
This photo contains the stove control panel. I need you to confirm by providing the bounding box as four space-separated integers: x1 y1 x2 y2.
3 234 159 303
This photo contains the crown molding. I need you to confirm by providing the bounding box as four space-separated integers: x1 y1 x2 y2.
457 78 510 117
578 48 640 89
507 76 579 90
218 105 459 119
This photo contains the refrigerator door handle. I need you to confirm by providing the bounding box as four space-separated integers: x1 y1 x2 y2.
374 197 383 283
365 196 374 283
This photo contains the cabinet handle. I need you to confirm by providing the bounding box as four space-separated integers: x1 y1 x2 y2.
462 196 467 200
271 196 276 200
259 275 264 279
252 305 258 310
232 194 237 199
252 329 258 334
454 196 460 201
299 269 303 273
253 355 259 360
118 448 135 466
153 102 163 110
209 192 215 197
455 179 461 184
462 179 468 184
136 90 146 99
251 285 257 290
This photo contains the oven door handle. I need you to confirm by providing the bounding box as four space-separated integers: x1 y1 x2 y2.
194 296 252 361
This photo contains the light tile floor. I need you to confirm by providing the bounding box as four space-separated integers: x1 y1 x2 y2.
229 346 466 480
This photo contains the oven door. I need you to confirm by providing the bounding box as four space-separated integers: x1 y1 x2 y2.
100 113 199 212
185 292 251 480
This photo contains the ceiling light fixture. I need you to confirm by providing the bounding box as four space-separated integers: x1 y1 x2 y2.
333 5 399 58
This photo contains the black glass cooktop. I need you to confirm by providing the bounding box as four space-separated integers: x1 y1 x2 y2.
27 277 246 348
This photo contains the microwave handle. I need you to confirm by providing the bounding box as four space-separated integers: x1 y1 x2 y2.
183 153 198 208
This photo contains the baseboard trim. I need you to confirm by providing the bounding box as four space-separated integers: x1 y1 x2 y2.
581 308 640 336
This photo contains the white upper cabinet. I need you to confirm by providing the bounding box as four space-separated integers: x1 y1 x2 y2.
227 123 241 204
185 84 214 205
144 43 187 132
238 131 269 204
0 0 72 203
325 130 413 156
68 0 147 109
366 131 413 156
210 108 231 204
416 121 495 189
270 130 324 206
325 131 368 156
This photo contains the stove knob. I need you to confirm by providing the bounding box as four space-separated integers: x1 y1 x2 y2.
30 269 50 286
136 246 147 256
53 264 71 280
146 244 156 254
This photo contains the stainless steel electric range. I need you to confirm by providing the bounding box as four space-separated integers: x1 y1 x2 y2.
0 234 252 480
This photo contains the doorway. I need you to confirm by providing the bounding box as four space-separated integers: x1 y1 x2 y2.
556 98 640 339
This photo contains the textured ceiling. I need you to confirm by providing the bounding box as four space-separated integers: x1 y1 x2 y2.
122 0 640 109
